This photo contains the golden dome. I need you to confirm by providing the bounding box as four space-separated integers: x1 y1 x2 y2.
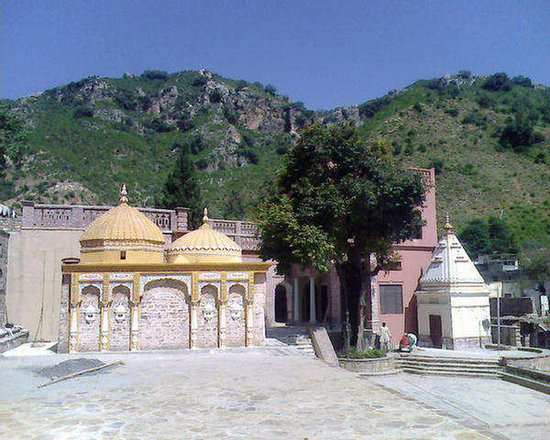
167 208 242 263
80 185 165 261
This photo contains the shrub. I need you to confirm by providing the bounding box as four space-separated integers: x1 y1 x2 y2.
192 76 208 87
476 93 494 109
393 143 402 155
141 70 169 80
428 158 444 174
195 158 208 170
275 145 289 155
264 84 277 96
499 115 545 153
445 108 459 117
418 144 426 153
240 148 259 164
208 89 223 103
74 106 94 118
511 76 533 88
358 96 390 119
413 103 423 113
235 80 248 91
404 143 414 156
458 70 471 79
341 348 387 359
483 72 511 92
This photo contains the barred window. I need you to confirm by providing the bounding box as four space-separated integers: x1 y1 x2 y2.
379 285 403 314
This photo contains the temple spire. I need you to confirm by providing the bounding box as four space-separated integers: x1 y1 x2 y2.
120 184 128 204
444 214 453 235
202 207 210 225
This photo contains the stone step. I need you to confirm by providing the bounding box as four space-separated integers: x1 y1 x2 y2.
501 372 550 395
401 364 501 374
397 360 502 371
399 355 500 365
403 367 501 378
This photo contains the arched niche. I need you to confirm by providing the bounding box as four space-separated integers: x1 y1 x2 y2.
140 278 190 350
227 283 246 346
198 283 219 348
78 284 101 351
110 284 131 351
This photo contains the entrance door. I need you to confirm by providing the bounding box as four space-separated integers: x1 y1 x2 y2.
429 315 443 348
274 285 287 323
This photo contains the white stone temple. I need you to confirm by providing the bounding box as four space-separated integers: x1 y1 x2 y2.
415 216 491 350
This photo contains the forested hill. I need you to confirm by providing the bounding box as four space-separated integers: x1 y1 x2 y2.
1 69 549 246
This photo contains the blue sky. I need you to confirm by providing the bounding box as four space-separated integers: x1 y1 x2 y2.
2 0 549 109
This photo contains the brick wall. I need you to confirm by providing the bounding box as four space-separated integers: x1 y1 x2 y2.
140 280 190 350
110 285 131 351
78 286 100 351
198 285 219 348
253 273 266 344
0 231 8 327
226 286 246 346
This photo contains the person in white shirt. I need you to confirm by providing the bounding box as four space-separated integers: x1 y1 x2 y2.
379 322 392 351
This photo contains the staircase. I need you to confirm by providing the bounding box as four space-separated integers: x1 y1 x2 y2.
501 365 550 395
397 354 503 378
267 326 316 357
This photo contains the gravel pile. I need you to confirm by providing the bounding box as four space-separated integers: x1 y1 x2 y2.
37 358 105 378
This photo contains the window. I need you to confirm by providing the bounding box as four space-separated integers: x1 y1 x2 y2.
413 211 423 240
379 284 403 314
120 251 127 260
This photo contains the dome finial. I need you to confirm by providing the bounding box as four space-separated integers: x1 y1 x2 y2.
444 213 453 234
120 184 128 204
202 207 209 224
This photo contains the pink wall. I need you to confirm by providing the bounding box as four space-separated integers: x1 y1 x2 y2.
376 168 438 344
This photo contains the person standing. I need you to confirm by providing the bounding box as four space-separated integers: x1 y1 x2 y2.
379 322 392 351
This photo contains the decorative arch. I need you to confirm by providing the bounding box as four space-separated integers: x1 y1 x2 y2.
198 283 219 347
78 284 101 351
227 283 246 346
139 277 191 350
110 284 131 351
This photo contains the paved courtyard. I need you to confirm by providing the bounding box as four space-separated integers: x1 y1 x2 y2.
1 347 549 439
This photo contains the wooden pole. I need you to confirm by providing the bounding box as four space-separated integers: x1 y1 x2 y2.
38 360 123 388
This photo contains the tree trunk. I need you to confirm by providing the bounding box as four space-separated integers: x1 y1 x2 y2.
336 250 373 350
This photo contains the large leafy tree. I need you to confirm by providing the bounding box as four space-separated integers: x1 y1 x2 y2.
257 124 426 348
0 105 27 171
160 141 202 228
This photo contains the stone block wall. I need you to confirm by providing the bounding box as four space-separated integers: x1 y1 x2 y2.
57 276 70 353
110 286 131 351
253 273 266 344
78 286 100 351
226 286 246 346
0 231 8 327
140 280 190 350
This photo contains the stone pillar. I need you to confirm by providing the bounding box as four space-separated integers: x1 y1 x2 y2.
309 276 316 323
219 301 227 348
190 300 199 348
129 275 140 351
175 207 190 232
129 300 140 352
245 298 254 346
293 277 300 322
68 274 80 354
99 276 111 352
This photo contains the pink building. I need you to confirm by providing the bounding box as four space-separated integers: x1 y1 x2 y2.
270 168 438 346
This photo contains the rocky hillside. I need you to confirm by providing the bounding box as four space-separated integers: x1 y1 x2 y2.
2 70 549 244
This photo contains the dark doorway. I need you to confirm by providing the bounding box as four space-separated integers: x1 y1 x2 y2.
317 285 329 322
301 285 310 322
429 315 443 348
274 285 287 323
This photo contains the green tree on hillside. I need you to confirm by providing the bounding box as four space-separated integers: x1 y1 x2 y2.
499 115 544 153
257 125 426 349
459 216 518 259
160 142 202 228
0 105 27 169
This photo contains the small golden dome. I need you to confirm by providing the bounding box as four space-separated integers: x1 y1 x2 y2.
167 208 242 263
80 185 165 256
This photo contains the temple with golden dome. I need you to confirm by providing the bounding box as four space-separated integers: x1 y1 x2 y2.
59 186 273 353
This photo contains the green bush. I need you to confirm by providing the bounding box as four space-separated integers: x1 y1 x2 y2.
141 70 169 80
428 158 443 174
458 70 471 79
74 106 94 118
208 89 223 103
341 348 387 359
483 72 511 92
511 76 533 88
445 108 459 117
499 115 545 153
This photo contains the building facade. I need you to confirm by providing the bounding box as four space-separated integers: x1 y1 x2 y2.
59 189 271 353
272 168 438 345
415 217 491 350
